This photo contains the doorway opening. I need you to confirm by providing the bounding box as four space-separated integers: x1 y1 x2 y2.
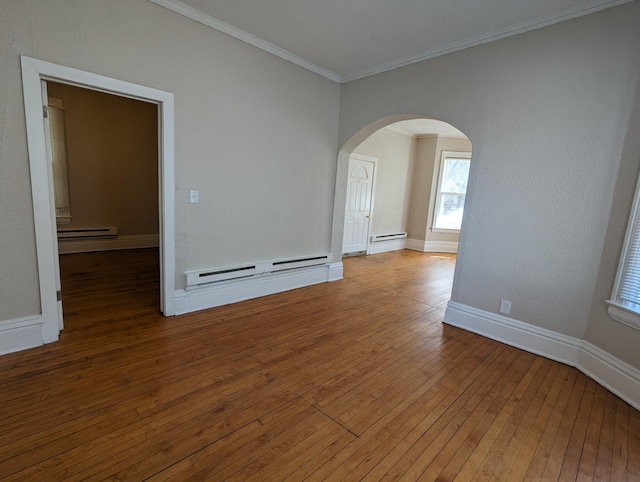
21 56 175 347
46 81 160 332
336 115 472 292
343 153 377 257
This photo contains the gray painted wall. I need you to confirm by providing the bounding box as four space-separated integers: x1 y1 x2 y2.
0 0 340 321
337 3 640 368
352 128 416 237
2 0 640 374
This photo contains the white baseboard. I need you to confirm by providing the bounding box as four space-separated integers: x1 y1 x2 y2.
174 262 343 315
58 234 159 254
367 238 458 255
444 301 640 411
0 315 46 355
578 341 640 412
406 238 458 253
367 238 406 255
328 262 344 281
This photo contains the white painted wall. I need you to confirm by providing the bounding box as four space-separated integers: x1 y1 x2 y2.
0 0 340 323
352 128 416 237
336 3 640 368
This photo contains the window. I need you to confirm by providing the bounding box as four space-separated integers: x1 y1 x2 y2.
48 98 72 225
433 151 471 231
607 174 640 331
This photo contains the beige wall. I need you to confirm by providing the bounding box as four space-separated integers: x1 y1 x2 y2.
406 136 436 240
0 0 340 322
47 82 159 236
353 129 472 246
352 128 416 237
407 136 472 243
337 3 640 368
425 137 473 244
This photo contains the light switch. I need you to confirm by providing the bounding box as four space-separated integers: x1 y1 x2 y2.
189 190 199 203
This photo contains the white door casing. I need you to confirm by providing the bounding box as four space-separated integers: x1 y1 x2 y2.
343 154 377 255
40 80 64 330
20 56 175 345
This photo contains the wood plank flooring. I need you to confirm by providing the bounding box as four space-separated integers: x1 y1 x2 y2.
0 248 638 481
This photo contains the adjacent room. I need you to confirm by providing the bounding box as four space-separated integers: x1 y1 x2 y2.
1 0 640 479
344 118 472 258
46 82 162 333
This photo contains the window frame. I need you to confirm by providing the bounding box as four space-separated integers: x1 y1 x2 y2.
432 150 471 233
606 173 640 331
47 98 72 225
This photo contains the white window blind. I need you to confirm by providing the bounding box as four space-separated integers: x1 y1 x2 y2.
607 173 640 330
619 228 640 308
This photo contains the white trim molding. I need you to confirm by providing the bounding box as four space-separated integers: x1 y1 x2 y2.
328 262 344 281
578 341 640 411
150 0 632 84
341 0 634 81
406 238 458 253
444 301 581 365
174 262 342 315
368 238 407 255
606 171 640 331
606 303 640 331
57 234 160 254
148 0 340 82
0 316 50 356
444 301 640 411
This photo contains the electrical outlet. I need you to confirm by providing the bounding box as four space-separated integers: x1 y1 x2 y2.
499 299 512 315
189 190 199 203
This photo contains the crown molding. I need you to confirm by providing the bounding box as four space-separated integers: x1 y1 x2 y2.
384 124 416 138
148 0 341 83
150 0 632 84
385 125 466 140
341 0 634 82
444 301 640 412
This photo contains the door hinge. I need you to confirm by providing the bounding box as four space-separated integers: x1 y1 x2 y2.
56 290 62 302
43 105 49 118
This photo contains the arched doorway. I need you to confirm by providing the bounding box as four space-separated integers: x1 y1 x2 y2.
334 115 472 263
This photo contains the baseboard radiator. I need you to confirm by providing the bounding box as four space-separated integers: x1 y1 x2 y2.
185 254 330 289
57 227 117 240
370 232 407 242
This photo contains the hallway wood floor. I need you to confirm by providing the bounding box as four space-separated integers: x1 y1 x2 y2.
0 249 638 481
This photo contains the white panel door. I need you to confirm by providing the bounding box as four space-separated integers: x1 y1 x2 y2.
343 156 375 255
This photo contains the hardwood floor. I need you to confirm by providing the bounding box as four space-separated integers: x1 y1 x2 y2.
0 248 638 481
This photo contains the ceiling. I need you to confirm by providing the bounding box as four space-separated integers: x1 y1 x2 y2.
387 119 468 139
151 0 629 82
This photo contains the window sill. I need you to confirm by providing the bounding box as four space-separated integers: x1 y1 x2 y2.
606 301 640 331
431 227 461 234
